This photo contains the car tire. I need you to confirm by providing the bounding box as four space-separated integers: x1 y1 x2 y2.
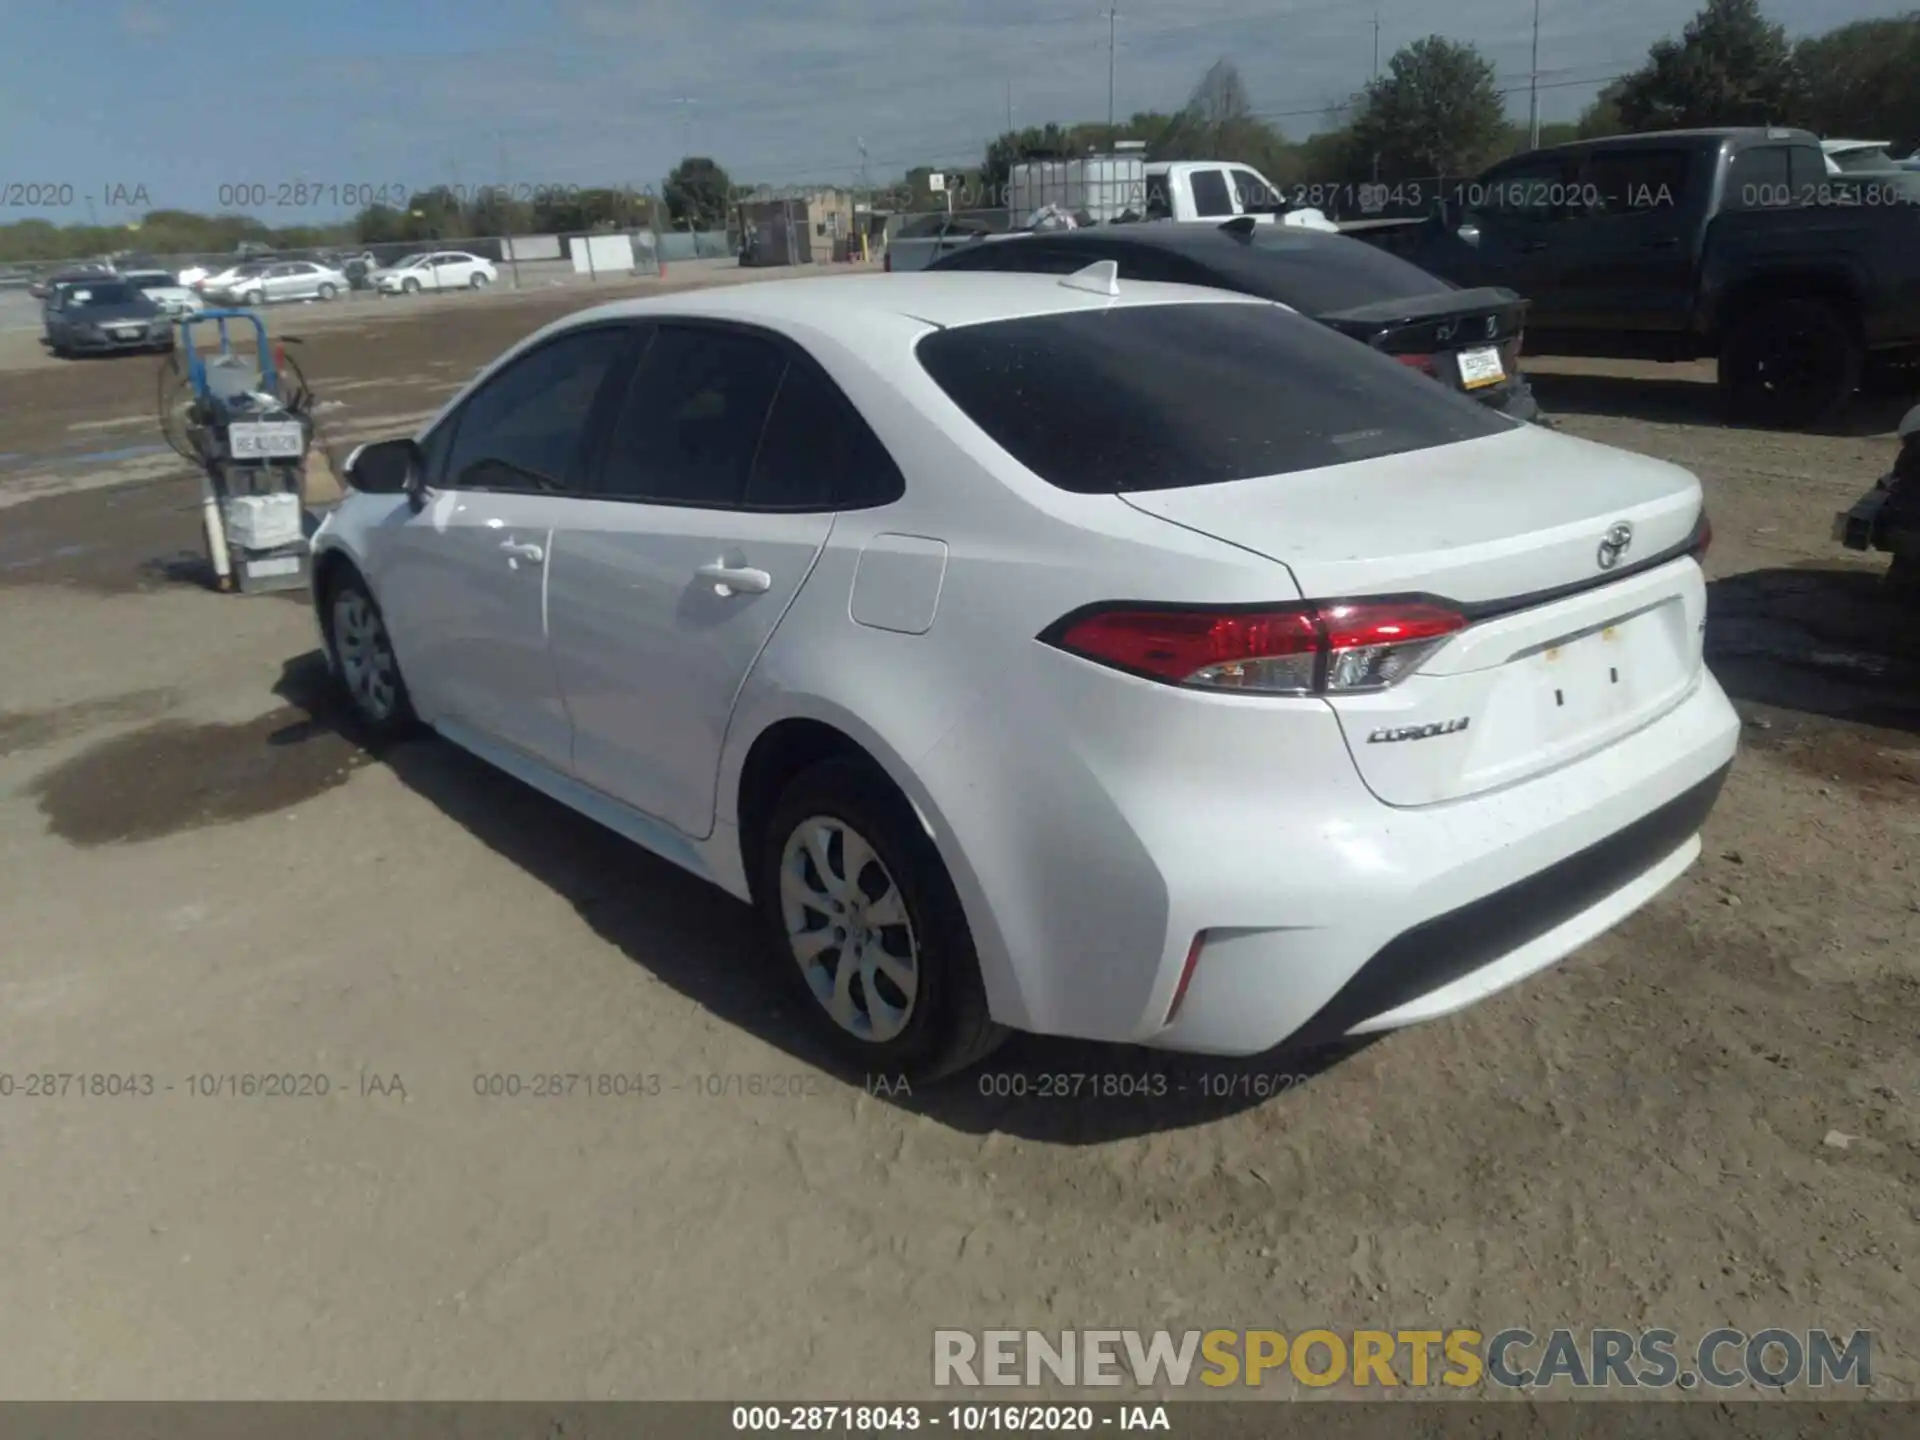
402 277 421 295
324 570 419 738
756 756 1007 1083
242 289 265 308
317 282 338 301
1718 297 1863 431
469 272 489 290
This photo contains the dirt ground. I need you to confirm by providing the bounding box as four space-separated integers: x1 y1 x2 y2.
0 273 1914 1402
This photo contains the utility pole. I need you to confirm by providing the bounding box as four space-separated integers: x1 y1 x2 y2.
1006 80 1014 135
1104 5 1118 150
669 97 697 230
1527 0 1542 150
1373 9 1381 79
497 131 521 289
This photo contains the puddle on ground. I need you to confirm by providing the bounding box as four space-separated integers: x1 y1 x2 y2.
0 688 181 758
28 705 372 846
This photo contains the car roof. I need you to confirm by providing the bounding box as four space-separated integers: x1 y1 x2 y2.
559 270 1272 334
970 222 1345 257
1518 126 1820 157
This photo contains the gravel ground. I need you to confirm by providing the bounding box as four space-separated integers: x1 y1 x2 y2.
0 284 1914 1402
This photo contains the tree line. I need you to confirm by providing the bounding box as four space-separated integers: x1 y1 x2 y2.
4 0 1914 259
0 158 739 266
923 0 1918 213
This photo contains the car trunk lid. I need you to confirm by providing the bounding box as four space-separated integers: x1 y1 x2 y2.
1317 286 1530 398
1120 425 1710 806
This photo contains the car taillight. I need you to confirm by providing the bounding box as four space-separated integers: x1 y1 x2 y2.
1043 600 1468 695
1691 510 1713 559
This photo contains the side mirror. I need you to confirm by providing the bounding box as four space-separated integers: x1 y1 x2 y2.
1900 403 1920 443
1456 220 1482 245
343 436 422 497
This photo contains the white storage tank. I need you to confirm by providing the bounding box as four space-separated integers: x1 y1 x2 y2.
1009 146 1147 222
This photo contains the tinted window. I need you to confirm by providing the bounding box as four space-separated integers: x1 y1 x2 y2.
1189 170 1233 218
1230 169 1279 211
1242 231 1448 311
916 302 1508 494
1724 145 1790 209
1470 156 1583 221
746 360 905 510
1586 149 1692 219
444 327 631 492
596 325 786 505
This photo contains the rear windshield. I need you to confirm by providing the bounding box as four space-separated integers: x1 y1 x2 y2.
1242 230 1450 309
916 301 1510 494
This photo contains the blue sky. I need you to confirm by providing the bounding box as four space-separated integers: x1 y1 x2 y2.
0 0 1909 223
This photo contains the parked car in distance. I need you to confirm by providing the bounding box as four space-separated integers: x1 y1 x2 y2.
1358 126 1920 428
311 271 1737 1081
1822 139 1898 174
42 278 173 356
28 261 115 300
189 260 266 296
1145 160 1339 231
119 268 205 316
207 259 350 306
371 251 498 295
931 218 1541 421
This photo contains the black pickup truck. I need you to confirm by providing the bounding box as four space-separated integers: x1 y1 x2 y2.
1358 128 1920 428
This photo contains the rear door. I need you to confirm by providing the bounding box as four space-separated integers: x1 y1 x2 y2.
546 321 887 837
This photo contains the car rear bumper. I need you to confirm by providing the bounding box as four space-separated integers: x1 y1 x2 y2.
917 657 1740 1055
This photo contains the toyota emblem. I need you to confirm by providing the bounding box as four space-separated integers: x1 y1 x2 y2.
1596 521 1634 570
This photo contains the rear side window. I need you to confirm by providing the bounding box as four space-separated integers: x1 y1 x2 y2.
1241 231 1449 310
916 302 1509 494
1586 148 1693 218
746 359 905 510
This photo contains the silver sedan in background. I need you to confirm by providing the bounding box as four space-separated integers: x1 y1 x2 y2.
207 260 350 307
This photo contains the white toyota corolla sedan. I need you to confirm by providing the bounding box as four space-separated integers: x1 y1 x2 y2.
312 268 1740 1081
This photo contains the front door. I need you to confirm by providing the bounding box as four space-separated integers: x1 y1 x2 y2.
374 324 637 768
1454 154 1586 322
548 321 884 837
1548 146 1702 332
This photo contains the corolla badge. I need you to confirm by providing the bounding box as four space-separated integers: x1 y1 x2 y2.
1367 717 1471 744
1596 520 1634 571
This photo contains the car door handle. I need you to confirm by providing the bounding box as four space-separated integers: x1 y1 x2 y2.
695 561 772 596
499 540 545 564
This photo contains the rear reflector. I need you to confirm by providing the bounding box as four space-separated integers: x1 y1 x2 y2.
1691 510 1713 559
1044 600 1468 695
1166 932 1207 1024
1394 354 1437 375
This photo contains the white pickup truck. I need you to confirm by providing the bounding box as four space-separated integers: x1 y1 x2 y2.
886 159 1336 272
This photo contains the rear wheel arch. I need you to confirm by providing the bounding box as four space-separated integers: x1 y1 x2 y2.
728 711 1027 1030
1711 271 1863 345
734 719 894 890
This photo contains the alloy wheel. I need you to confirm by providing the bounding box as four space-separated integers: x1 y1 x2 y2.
778 816 919 1043
332 589 399 722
